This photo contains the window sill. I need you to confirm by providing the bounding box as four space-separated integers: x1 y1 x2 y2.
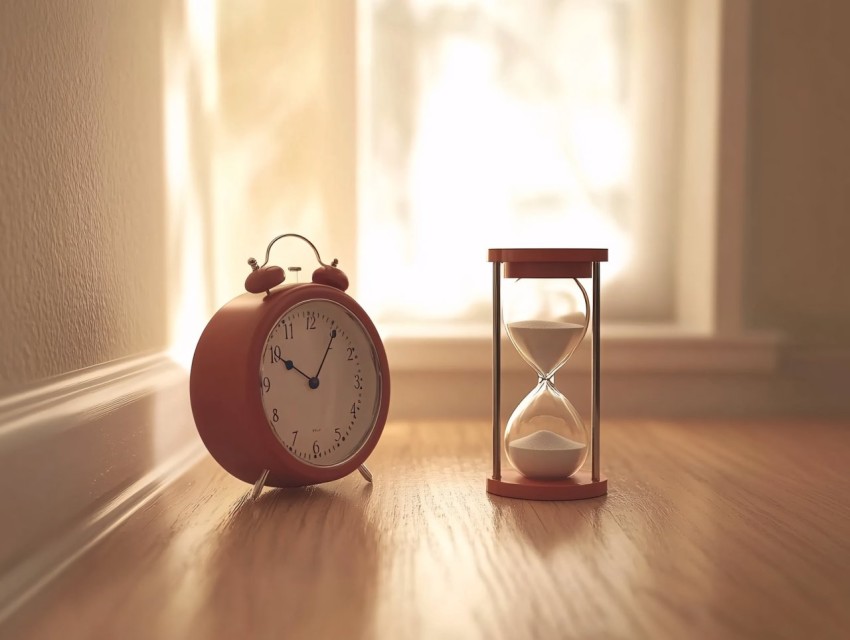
382 324 783 374
383 328 850 419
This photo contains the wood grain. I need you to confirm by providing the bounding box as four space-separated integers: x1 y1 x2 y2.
4 419 850 640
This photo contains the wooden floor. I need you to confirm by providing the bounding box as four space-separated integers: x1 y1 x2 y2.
5 419 850 640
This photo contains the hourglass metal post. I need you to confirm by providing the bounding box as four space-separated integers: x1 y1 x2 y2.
591 260 601 483
492 260 502 482
487 248 608 501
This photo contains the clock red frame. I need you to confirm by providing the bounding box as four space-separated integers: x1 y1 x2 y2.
190 283 391 488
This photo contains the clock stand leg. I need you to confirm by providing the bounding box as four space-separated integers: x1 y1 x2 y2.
250 469 270 501
250 466 370 496
357 464 373 483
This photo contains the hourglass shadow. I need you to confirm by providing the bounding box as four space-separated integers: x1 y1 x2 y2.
487 490 607 554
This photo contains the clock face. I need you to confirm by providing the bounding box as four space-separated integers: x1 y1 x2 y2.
259 299 382 467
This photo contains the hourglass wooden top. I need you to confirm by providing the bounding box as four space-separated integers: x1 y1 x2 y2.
488 248 608 279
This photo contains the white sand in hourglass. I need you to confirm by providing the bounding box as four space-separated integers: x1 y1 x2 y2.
507 320 585 375
509 430 587 479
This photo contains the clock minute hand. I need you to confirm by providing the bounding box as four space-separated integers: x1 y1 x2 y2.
314 329 337 379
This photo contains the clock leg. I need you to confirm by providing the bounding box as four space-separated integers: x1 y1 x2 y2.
250 469 270 500
357 464 373 483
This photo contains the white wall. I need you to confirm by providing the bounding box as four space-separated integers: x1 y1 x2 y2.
746 0 850 348
0 1 170 390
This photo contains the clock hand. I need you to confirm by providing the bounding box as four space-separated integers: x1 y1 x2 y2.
313 329 337 380
283 359 311 381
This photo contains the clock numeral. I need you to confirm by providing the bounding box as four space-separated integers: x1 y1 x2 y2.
354 374 363 390
313 441 320 455
291 430 298 445
269 345 282 363
335 428 342 442
272 408 279 423
261 377 271 393
350 403 357 418
347 347 355 361
283 322 294 340
306 315 316 330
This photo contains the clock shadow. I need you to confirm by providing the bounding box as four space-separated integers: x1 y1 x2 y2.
201 481 379 639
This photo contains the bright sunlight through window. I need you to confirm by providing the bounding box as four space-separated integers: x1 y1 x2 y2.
359 1 640 326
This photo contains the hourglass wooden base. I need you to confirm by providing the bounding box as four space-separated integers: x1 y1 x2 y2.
487 470 607 501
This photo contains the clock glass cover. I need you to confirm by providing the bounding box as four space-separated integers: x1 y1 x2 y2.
259 299 382 467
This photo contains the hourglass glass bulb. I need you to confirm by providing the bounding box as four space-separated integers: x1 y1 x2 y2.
502 276 591 480
507 320 586 377
505 379 588 479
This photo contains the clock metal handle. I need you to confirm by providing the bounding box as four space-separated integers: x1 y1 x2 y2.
251 233 338 271
247 233 350 294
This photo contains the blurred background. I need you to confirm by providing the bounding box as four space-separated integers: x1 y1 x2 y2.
3 1 850 630
1 0 850 610
2 0 850 420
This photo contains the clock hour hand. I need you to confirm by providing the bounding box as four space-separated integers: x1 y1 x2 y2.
283 359 311 381
284 359 320 390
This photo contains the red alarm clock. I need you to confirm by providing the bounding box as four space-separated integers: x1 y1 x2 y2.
190 234 391 495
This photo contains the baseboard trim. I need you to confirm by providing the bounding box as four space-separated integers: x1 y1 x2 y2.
387 343 850 420
0 353 201 623
384 329 783 374
0 445 204 623
0 354 170 433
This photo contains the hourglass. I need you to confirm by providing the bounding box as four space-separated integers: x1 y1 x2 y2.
487 248 608 500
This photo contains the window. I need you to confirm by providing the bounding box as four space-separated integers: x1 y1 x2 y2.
202 0 754 350
359 0 683 327
182 0 773 416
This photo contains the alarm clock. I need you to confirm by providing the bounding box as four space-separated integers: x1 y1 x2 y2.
189 233 391 493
